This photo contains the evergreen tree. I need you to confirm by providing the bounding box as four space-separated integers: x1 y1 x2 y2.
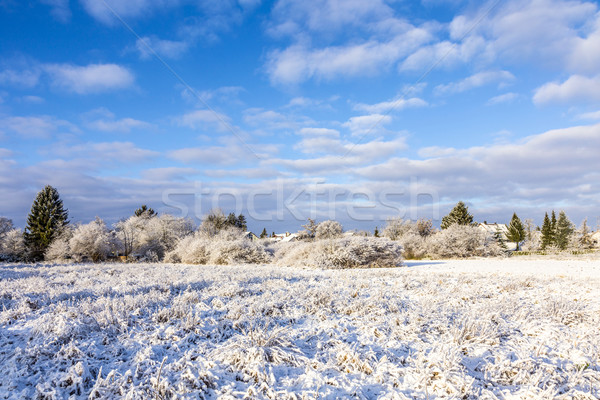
441 201 474 229
555 210 574 250
236 214 247 231
24 185 69 261
577 218 593 249
260 228 268 239
541 212 553 249
134 205 156 218
493 227 508 250
505 213 525 251
374 226 379 237
226 212 237 227
550 210 557 245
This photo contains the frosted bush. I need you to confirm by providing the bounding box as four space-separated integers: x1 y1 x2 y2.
274 236 403 269
165 228 271 265
115 214 193 260
427 224 490 258
69 217 117 262
382 217 414 240
398 232 429 259
315 220 343 239
0 228 26 261
44 228 73 262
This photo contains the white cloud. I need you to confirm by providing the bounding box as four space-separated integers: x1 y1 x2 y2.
353 97 427 114
266 27 433 85
45 63 135 94
136 36 189 59
87 117 153 133
141 167 199 181
0 68 41 88
533 75 600 105
486 92 519 105
177 109 231 131
576 110 600 120
48 141 159 163
20 95 45 104
343 114 392 137
435 70 515 95
298 127 340 137
0 115 78 138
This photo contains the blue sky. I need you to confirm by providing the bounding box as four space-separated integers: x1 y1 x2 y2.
1 0 600 232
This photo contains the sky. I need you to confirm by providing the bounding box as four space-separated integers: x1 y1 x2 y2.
1 0 600 233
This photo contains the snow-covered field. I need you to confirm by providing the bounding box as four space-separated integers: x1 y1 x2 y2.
1 259 599 399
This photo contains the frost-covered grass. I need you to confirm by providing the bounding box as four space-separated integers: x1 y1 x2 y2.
1 259 599 399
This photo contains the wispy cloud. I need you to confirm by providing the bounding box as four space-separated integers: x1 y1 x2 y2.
435 70 515 95
45 63 135 94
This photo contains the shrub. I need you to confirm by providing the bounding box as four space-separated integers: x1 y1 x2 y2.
426 224 495 258
0 229 26 262
165 228 271 265
315 220 343 239
274 236 403 269
69 217 117 262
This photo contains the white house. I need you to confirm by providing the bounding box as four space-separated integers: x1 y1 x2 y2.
271 232 298 242
591 231 600 248
478 222 518 250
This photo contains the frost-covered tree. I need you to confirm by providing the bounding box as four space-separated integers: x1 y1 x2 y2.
69 217 117 262
0 217 13 237
44 228 73 262
427 225 490 258
24 185 69 261
505 213 526 251
382 217 413 240
315 220 343 239
134 205 156 218
575 218 594 250
415 218 435 237
0 229 26 261
301 218 318 239
116 214 193 260
440 201 474 229
555 211 574 250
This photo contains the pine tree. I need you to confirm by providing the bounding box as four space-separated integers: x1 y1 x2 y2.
24 185 69 261
555 210 574 250
441 201 474 229
236 214 247 231
541 212 553 249
577 218 593 249
550 210 557 245
505 213 525 251
260 228 267 239
134 205 156 218
374 226 380 237
493 227 508 250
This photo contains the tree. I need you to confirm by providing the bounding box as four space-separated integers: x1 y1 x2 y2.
0 229 25 261
550 210 557 244
134 205 156 218
24 185 69 261
374 226 380 237
236 214 247 231
0 217 13 237
441 201 474 229
576 218 594 250
555 210 574 250
69 217 117 262
260 228 268 239
541 212 553 249
493 227 508 250
315 220 343 239
505 213 526 251
301 218 318 238
415 218 435 237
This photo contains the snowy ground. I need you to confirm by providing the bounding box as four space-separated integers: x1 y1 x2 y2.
1 259 599 399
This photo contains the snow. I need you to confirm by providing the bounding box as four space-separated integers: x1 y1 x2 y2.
1 258 599 399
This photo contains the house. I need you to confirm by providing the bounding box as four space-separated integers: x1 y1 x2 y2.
271 232 298 242
478 222 509 238
244 231 259 241
478 222 518 250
